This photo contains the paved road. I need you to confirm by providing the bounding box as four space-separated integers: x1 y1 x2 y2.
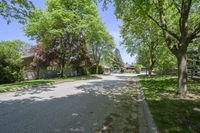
0 74 138 133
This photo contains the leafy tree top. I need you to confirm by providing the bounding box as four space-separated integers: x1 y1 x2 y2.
0 0 35 24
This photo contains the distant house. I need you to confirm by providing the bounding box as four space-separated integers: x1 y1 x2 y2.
124 63 135 72
124 63 148 74
141 65 148 73
104 66 111 75
21 55 38 80
21 54 90 79
21 54 34 70
21 54 48 80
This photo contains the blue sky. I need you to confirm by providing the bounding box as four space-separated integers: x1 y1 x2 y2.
0 0 135 64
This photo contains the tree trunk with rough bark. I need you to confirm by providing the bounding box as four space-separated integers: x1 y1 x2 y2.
36 67 40 79
96 63 99 74
148 0 195 96
176 52 188 96
60 60 65 78
148 68 152 77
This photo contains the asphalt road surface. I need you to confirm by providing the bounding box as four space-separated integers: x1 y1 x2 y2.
0 74 138 133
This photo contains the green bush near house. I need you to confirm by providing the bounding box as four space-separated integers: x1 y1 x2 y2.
120 68 125 73
135 64 141 74
89 65 104 74
0 41 24 83
76 66 89 76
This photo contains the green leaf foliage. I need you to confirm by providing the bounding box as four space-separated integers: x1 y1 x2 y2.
0 0 35 24
0 40 25 83
25 0 115 76
112 48 124 70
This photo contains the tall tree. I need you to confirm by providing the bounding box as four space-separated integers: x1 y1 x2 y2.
25 0 101 77
112 48 124 71
136 44 160 77
121 17 164 76
87 19 115 73
31 44 48 79
100 0 200 96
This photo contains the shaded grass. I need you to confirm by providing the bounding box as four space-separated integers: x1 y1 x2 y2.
139 75 200 133
0 75 100 91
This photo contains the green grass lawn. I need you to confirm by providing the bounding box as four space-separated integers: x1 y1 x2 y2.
139 75 200 133
0 75 100 91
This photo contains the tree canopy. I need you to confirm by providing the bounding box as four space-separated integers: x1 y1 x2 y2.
100 0 200 96
112 48 124 71
0 40 25 83
25 0 115 76
0 0 35 24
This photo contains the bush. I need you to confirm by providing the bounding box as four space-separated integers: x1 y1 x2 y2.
76 66 88 76
135 64 141 74
0 41 24 83
120 69 125 73
89 65 104 74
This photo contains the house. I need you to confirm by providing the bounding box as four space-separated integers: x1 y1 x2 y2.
21 54 90 79
124 63 148 74
104 66 111 75
141 65 148 74
21 55 37 80
21 54 48 80
124 63 135 72
21 54 34 69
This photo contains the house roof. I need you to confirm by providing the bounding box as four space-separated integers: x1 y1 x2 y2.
124 63 134 69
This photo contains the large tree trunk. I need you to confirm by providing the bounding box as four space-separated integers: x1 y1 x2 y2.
191 68 194 78
177 52 188 96
96 64 99 74
60 61 65 78
148 59 156 77
148 63 154 77
148 68 152 77
36 67 40 79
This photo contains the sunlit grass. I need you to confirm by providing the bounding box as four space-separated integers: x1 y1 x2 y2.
139 75 200 133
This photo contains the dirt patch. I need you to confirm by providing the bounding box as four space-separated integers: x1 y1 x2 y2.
160 92 200 101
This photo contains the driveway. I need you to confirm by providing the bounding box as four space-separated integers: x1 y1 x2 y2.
0 74 139 133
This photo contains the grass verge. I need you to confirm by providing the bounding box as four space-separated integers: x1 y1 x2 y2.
0 75 100 91
139 75 200 133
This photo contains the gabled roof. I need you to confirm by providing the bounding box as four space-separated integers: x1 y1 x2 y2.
124 63 134 69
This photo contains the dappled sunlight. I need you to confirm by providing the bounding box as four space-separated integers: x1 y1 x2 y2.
71 76 140 132
140 75 200 133
0 93 113 132
0 74 140 132
13 84 56 97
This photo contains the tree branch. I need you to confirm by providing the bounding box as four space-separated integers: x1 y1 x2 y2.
147 14 180 41
173 0 181 13
188 22 200 42
179 0 192 41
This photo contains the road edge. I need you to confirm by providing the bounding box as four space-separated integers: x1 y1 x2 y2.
134 77 158 133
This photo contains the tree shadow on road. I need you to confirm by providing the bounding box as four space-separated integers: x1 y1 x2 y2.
76 78 139 132
12 84 56 97
0 76 139 133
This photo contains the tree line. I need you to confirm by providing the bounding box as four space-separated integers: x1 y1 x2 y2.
0 0 125 83
100 0 200 96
